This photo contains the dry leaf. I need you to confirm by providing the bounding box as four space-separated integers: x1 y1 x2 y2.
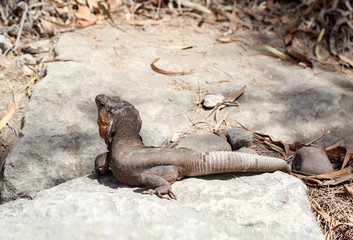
76 15 99 28
341 150 351 169
306 167 352 180
259 45 289 59
40 19 55 37
216 38 233 43
56 6 69 14
325 140 342 151
322 173 353 186
150 58 194 75
315 28 325 60
74 5 93 21
148 43 192 50
286 48 313 68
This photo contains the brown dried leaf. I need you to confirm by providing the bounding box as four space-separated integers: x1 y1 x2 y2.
341 150 351 169
322 173 353 186
224 85 246 103
40 19 55 37
286 48 313 68
216 38 232 43
74 5 93 21
56 6 69 14
151 58 195 75
306 167 352 180
325 140 342 151
76 15 99 28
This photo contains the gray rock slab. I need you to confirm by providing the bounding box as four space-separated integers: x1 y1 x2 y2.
0 172 323 240
223 128 253 151
177 130 231 151
2 21 353 201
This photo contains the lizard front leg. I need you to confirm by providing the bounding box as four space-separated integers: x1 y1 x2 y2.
95 152 111 175
141 165 181 200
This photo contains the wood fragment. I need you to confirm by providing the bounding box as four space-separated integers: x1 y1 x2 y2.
151 58 195 75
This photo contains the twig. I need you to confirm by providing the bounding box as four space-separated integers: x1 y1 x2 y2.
4 2 28 55
0 95 22 132
179 0 211 14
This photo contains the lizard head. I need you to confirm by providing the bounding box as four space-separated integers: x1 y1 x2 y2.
95 94 142 143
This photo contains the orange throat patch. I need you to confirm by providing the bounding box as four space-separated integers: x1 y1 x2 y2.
97 116 110 141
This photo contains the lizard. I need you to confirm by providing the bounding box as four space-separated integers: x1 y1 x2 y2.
94 94 291 199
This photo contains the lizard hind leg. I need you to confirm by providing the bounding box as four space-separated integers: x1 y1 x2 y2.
140 165 180 200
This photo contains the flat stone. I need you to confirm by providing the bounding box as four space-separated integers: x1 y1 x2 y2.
0 35 12 54
0 172 323 240
237 147 256 154
292 147 333 175
20 39 51 54
2 22 352 202
177 131 231 152
223 128 253 151
203 94 225 108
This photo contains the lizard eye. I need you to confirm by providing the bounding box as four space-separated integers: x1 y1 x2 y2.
100 102 105 107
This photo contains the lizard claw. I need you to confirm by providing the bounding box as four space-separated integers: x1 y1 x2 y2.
142 188 177 200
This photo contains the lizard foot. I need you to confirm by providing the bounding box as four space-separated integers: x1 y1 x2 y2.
142 188 177 200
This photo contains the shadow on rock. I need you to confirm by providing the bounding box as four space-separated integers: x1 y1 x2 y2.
88 173 136 191
195 172 257 181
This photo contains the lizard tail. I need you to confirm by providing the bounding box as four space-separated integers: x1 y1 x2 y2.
186 151 291 176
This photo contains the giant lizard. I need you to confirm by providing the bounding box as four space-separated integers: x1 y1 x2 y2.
94 94 291 199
